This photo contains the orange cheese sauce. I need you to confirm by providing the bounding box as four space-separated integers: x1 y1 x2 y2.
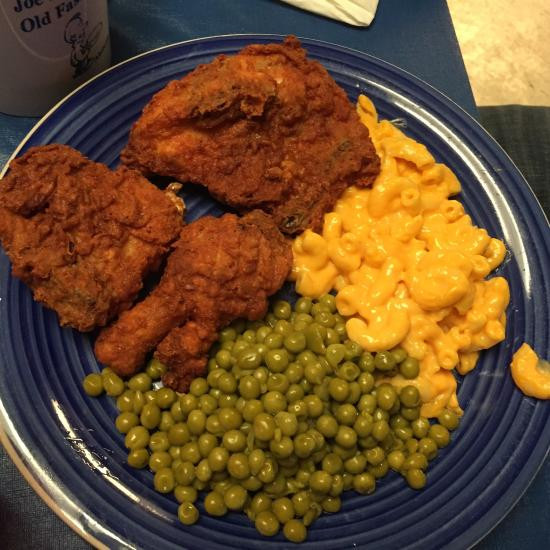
291 95 510 417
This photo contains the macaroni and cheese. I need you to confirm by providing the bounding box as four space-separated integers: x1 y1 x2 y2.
291 94 510 417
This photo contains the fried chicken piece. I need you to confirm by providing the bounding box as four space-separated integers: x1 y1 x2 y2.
121 36 380 234
0 144 183 331
94 211 291 391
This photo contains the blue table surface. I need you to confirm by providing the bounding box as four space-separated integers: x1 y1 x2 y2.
0 1 548 549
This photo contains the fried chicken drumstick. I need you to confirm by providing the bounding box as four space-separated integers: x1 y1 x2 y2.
0 145 183 331
122 36 380 234
94 211 292 391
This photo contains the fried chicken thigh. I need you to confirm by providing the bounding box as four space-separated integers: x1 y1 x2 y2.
94 211 292 391
122 36 380 234
0 145 183 331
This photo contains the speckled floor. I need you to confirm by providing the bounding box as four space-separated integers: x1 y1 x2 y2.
448 0 550 106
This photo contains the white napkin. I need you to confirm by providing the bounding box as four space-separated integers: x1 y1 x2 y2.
281 0 379 27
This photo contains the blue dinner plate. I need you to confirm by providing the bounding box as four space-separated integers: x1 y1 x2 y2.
0 35 549 550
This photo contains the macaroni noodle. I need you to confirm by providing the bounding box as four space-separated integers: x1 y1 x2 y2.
291 94 510 416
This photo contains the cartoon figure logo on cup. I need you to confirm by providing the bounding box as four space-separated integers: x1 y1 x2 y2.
0 0 111 116
63 13 103 78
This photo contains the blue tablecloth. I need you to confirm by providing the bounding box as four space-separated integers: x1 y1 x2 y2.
1 1 548 549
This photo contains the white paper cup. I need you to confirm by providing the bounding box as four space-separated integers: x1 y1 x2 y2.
0 0 111 116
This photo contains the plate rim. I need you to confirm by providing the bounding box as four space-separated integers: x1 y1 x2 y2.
1 33 549 550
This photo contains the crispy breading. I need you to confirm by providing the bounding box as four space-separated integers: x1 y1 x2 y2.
121 36 380 234
94 211 292 391
0 144 183 331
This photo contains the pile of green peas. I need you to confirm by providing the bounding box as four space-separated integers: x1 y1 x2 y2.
83 294 460 543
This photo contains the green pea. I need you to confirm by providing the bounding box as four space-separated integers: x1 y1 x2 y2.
179 394 198 415
248 448 267 475
262 391 287 414
125 426 150 450
305 324 326 354
115 411 139 434
293 434 316 458
145 358 166 380
204 491 227 516
174 461 196 485
144 390 157 403
304 395 324 418
138 402 160 430
195 458 212 483
178 502 199 525
335 426 357 448
254 413 276 441
223 485 248 511
155 387 176 409
405 468 426 489
187 409 206 435
127 448 149 469
197 433 217 458
376 384 397 411
272 497 295 523
218 407 243 430
219 372 238 394
390 347 408 364
365 446 385 466
417 437 439 460
128 372 152 393
275 411 299 437
174 485 197 504
181 442 201 464
368 460 389 478
116 390 134 412
218 393 238 408
429 424 451 448
221 429 246 452
354 414 373 437
166 423 189 446
316 415 339 438
325 344 346 368
238 375 260 400
322 495 341 514
401 406 420 422
248 492 272 518
274 319 292 336
102 372 125 397
353 472 376 494
267 373 289 393
402 452 428 471
264 332 284 350
411 417 431 439
372 420 390 442
400 385 420 408
265 349 290 373
387 450 406 470
284 332 307 354
335 404 358 426
291 491 311 516
154 467 175 493
228 453 251 480
438 409 460 431
255 510 280 537
358 352 375 373
329 378 349 402
198 394 218 415
358 394 377 414
400 357 420 379
149 451 172 472
274 300 292 320
219 326 237 342
334 322 347 339
374 351 396 372
149 431 170 452
237 349 262 370
344 453 367 475
83 373 104 396
270 436 294 459
295 297 312 313
170 401 185 422
242 400 264 422
208 447 229 472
